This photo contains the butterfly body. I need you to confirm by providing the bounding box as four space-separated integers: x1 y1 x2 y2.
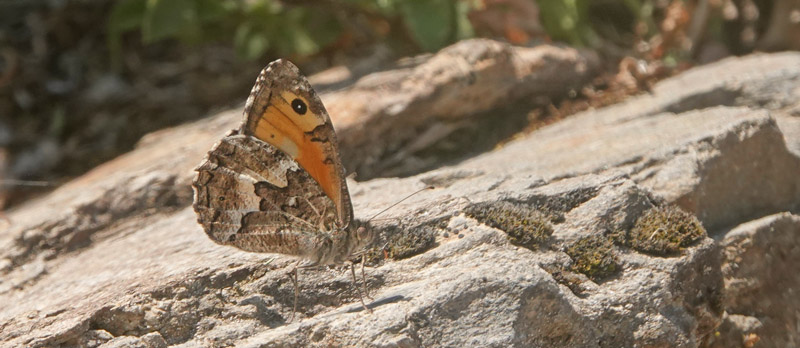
192 59 372 267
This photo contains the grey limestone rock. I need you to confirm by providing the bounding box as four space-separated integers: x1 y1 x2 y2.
1 44 800 347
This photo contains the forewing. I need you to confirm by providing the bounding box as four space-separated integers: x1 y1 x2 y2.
241 59 353 228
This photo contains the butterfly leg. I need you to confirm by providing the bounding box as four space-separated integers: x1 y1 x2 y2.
288 265 300 322
360 255 373 300
287 260 318 322
350 262 372 313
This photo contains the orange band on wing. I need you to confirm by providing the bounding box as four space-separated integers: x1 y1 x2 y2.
252 105 342 213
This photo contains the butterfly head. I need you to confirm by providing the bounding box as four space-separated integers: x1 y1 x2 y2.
320 220 374 265
354 223 375 250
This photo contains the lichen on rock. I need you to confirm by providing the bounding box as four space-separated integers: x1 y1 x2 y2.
565 235 619 281
615 205 707 255
464 201 553 250
383 224 439 260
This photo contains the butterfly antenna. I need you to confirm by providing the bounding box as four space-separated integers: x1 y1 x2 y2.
367 186 434 223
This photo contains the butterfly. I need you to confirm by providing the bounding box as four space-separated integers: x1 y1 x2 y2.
191 59 374 319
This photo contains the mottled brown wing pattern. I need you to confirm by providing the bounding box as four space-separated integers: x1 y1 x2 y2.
192 59 375 269
241 60 354 229
192 132 339 260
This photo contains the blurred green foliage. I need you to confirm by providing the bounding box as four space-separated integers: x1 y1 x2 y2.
107 0 481 65
399 0 475 50
537 0 661 47
107 0 680 64
537 0 596 46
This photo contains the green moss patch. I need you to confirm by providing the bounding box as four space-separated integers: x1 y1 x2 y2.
565 235 619 281
384 225 438 260
360 219 445 264
465 201 553 250
618 205 707 256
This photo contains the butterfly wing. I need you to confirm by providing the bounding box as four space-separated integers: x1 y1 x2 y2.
240 59 353 228
192 133 339 262
192 59 359 264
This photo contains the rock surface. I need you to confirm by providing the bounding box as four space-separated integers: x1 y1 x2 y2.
1 42 800 348
713 213 800 348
